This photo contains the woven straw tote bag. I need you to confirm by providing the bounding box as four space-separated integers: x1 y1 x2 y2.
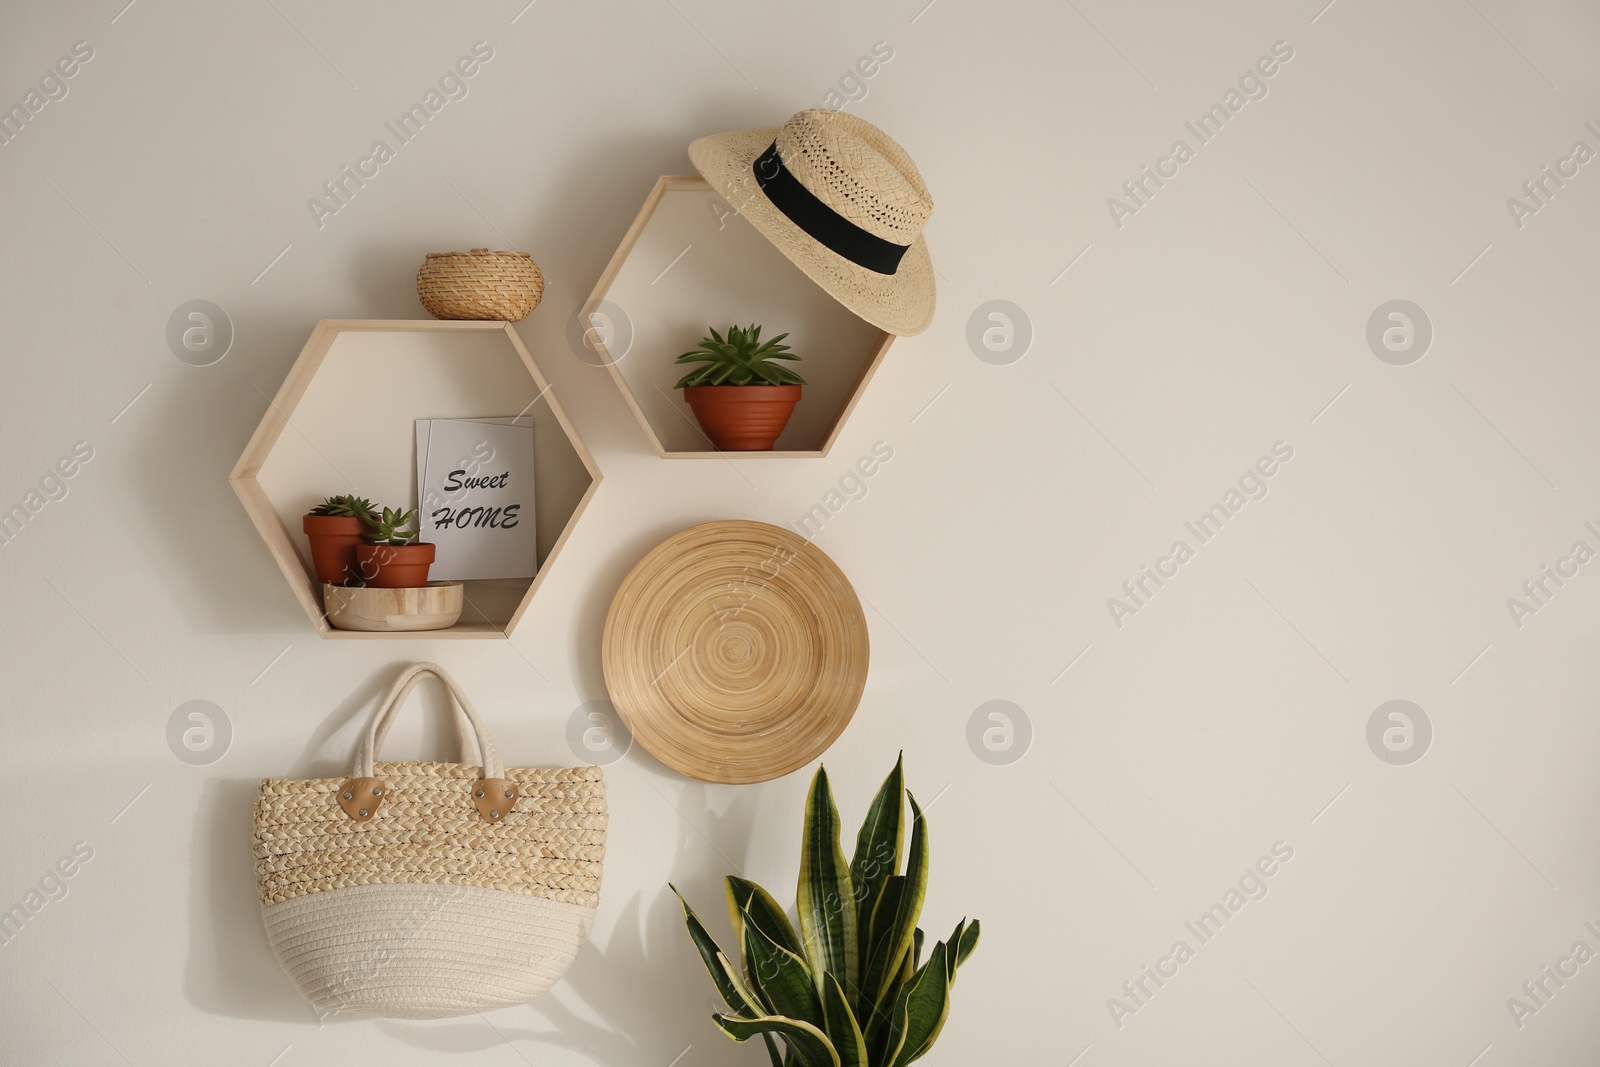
253 663 607 1019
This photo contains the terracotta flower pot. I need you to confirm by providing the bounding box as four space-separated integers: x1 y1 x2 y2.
303 514 366 585
354 542 436 588
683 385 802 451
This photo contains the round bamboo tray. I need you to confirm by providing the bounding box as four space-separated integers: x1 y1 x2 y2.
416 248 545 321
601 520 869 784
323 582 464 632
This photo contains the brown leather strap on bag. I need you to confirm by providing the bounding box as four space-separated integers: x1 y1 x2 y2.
340 663 510 823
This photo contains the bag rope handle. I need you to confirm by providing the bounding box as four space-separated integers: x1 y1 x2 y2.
364 665 481 769
352 663 502 780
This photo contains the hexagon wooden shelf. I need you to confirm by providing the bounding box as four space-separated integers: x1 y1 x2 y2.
229 320 601 640
582 176 895 459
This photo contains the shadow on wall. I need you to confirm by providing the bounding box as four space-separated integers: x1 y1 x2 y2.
181 777 314 1024
569 512 695 716
181 670 451 1024
128 299 322 639
378 783 762 1065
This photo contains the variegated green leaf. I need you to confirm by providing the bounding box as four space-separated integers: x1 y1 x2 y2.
888 942 951 1067
722 951 771 1017
859 876 906 1021
713 1012 839 1067
870 941 915 1054
943 917 981 985
744 916 824 1024
821 972 868 1067
877 984 910 1067
850 754 904 972
890 792 929 975
670 885 761 1016
867 932 920 1031
868 793 928 1015
956 918 980 970
862 962 903 1059
798 766 857 994
943 921 963 984
727 876 804 957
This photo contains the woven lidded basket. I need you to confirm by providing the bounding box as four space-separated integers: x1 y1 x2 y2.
416 248 546 321
253 663 606 1020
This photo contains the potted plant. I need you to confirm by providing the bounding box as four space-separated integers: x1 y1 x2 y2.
671 756 979 1067
303 495 374 585
675 324 806 451
354 506 435 588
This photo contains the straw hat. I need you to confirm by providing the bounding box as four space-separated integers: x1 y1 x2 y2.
688 109 935 336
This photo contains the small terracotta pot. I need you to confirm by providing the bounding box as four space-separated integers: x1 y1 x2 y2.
354 542 436 588
683 385 802 451
303 515 366 585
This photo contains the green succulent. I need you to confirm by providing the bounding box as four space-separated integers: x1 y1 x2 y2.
363 506 419 546
308 494 375 520
671 756 979 1067
674 324 807 388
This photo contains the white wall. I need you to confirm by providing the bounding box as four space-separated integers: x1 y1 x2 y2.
2 0 1598 1064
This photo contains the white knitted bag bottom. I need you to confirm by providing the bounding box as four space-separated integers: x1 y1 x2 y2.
262 882 595 1019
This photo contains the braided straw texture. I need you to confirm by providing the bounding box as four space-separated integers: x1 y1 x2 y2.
254 761 606 909
602 520 869 784
416 248 546 321
263 882 593 1019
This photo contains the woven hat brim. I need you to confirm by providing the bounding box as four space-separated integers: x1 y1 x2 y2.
689 127 935 337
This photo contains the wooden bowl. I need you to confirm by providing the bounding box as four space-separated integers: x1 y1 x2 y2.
601 520 869 783
323 582 464 632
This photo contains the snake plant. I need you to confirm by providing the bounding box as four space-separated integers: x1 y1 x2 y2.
671 756 979 1067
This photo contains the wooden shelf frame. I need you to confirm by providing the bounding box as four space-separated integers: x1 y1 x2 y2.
229 319 602 640
583 176 896 460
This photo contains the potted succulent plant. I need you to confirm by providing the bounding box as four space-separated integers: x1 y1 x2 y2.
675 324 806 451
303 494 374 585
354 506 435 588
671 756 979 1067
